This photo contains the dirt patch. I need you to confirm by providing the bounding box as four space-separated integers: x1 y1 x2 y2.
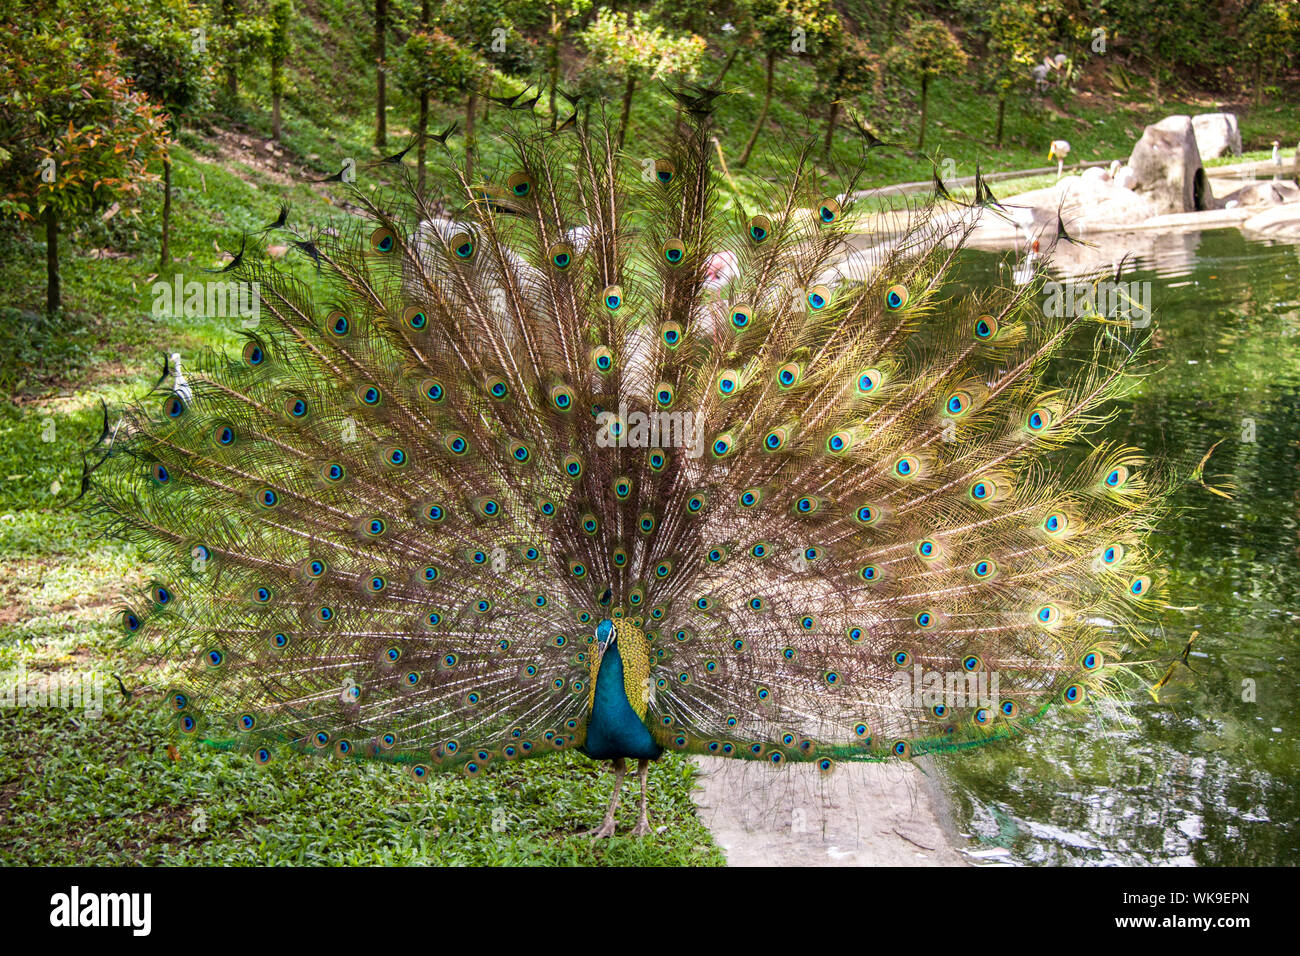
202 126 314 187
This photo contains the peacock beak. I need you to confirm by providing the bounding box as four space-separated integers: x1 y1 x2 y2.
595 620 615 660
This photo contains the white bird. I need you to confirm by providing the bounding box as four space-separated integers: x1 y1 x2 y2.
170 353 192 403
1048 140 1071 179
1013 239 1040 287
1273 141 1282 166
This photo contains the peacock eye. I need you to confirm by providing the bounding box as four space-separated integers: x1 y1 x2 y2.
507 171 533 197
449 231 474 261
547 242 574 270
807 285 831 310
660 238 686 264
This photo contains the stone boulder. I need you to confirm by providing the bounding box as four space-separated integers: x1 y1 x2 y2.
1217 180 1300 209
1192 113 1242 159
1243 203 1300 240
1128 116 1213 215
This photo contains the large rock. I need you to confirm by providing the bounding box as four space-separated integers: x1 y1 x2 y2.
1128 116 1213 215
1192 113 1242 159
1217 180 1300 209
1243 203 1300 240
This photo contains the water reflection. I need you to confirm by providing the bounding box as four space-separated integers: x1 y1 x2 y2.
942 229 1300 866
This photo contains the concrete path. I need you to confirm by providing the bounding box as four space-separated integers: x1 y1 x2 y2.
691 756 970 866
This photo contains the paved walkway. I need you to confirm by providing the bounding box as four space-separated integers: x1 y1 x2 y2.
691 756 971 866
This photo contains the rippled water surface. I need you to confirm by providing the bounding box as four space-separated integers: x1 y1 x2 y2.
939 229 1300 866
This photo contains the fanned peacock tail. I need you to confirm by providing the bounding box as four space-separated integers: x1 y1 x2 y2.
91 111 1169 781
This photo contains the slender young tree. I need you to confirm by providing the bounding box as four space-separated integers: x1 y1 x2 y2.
578 7 704 151
0 5 168 316
884 17 967 151
120 0 212 269
396 28 479 190
814 30 872 163
979 0 1048 149
737 0 836 168
375 0 388 147
268 0 293 141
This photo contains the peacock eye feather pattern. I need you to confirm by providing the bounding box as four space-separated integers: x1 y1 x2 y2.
88 108 1170 839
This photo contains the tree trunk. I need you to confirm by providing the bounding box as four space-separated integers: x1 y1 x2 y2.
465 90 477 181
822 98 840 162
713 46 739 86
738 52 776 168
45 205 59 318
223 0 238 102
160 157 172 271
271 63 282 141
616 72 637 152
548 16 560 131
375 0 387 148
415 0 429 192
885 0 902 46
995 96 1006 148
417 91 429 193
917 74 930 150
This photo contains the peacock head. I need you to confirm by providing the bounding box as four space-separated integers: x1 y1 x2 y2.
595 619 615 659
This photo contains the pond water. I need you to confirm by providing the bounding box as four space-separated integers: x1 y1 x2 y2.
939 229 1300 865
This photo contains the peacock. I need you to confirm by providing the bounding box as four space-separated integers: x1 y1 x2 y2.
90 104 1168 839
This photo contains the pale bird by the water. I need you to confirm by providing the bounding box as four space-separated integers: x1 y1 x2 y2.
1048 140 1071 180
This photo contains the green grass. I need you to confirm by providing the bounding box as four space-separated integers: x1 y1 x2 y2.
0 383 722 864
0 177 723 864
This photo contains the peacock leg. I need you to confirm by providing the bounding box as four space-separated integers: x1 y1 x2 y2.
585 757 626 838
629 759 651 837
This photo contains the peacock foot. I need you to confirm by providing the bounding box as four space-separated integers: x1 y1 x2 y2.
582 819 618 839
629 818 651 838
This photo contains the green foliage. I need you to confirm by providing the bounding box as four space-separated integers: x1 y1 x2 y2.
578 7 707 89
884 16 969 149
980 0 1052 96
395 28 483 100
884 16 969 84
438 0 538 75
210 0 274 102
814 30 874 103
118 0 215 129
0 2 169 227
